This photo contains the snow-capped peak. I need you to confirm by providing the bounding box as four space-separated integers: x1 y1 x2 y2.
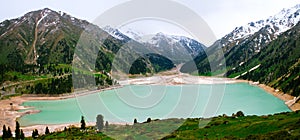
149 32 183 45
102 26 206 62
103 26 131 41
226 4 300 42
119 27 145 42
143 32 206 54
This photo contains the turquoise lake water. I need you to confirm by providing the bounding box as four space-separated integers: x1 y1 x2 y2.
19 83 291 126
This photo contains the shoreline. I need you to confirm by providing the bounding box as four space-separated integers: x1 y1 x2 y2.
1 74 299 136
20 121 130 137
237 80 300 112
0 85 123 136
256 83 300 112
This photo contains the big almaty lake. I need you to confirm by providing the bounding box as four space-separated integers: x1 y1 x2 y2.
19 83 290 126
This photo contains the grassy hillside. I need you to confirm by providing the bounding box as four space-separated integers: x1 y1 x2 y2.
0 9 175 96
164 111 300 139
227 22 300 97
8 111 300 139
181 22 300 97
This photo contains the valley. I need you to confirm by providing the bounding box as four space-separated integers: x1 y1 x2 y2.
0 3 300 139
0 65 298 138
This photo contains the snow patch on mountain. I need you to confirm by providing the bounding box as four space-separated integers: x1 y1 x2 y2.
120 27 145 41
103 26 126 40
37 10 50 26
225 4 300 44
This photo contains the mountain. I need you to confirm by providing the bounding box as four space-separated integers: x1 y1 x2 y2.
102 26 131 42
104 27 207 64
116 27 145 42
181 4 300 74
222 4 300 48
181 4 300 96
0 8 175 95
0 8 88 65
145 32 206 58
227 22 300 96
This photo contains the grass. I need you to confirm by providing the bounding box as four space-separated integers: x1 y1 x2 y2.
0 93 22 100
104 119 184 140
164 111 300 139
37 126 112 140
19 111 300 139
4 71 48 81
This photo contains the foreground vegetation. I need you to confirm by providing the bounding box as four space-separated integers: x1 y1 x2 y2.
164 111 300 139
3 111 299 139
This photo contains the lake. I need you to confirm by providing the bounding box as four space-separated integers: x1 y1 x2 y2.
19 83 291 126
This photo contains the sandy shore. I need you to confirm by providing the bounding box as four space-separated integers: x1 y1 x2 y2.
0 96 74 136
0 72 299 136
0 86 125 137
119 73 239 85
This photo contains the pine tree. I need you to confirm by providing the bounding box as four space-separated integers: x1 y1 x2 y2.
35 129 38 137
20 129 25 139
32 130 35 138
7 127 12 138
15 121 20 139
32 129 38 138
80 116 86 130
45 126 50 134
134 118 138 124
2 125 7 138
147 118 151 123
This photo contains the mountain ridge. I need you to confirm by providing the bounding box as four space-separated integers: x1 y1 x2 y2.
180 4 300 97
103 26 207 64
222 4 300 47
0 8 175 95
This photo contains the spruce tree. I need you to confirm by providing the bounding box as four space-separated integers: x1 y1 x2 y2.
7 127 12 138
32 130 35 138
134 118 138 124
147 118 151 123
15 121 20 139
32 129 39 138
45 126 50 134
80 116 86 130
35 129 39 136
20 129 25 139
2 125 7 138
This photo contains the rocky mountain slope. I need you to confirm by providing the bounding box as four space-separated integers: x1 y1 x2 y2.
0 8 175 95
181 4 300 96
227 22 300 96
104 27 207 64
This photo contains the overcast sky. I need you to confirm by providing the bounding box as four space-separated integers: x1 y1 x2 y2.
1 0 300 39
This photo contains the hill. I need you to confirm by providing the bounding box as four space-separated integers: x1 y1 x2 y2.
181 4 300 97
0 8 175 96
